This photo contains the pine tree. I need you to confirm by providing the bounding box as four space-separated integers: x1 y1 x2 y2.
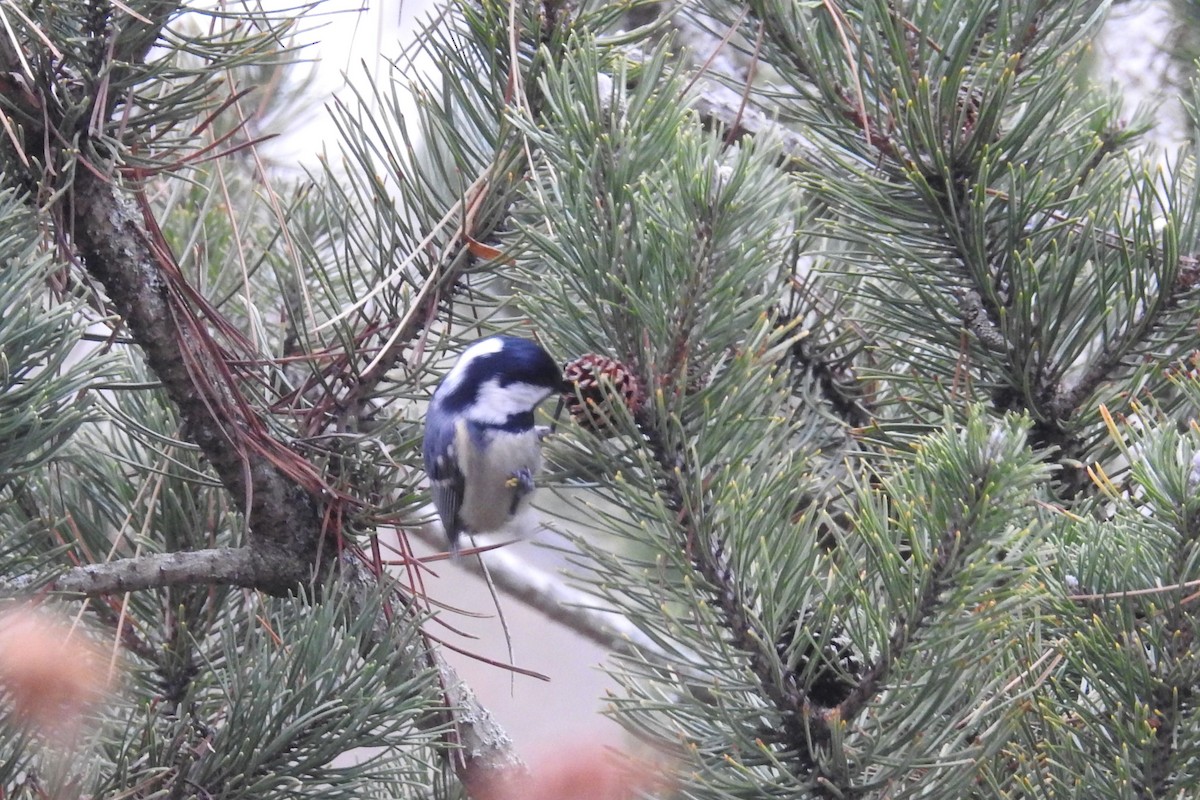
4 0 1200 797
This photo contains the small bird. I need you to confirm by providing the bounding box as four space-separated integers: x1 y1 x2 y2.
423 335 565 551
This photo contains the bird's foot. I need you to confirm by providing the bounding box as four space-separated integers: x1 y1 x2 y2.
506 468 535 513
506 468 535 494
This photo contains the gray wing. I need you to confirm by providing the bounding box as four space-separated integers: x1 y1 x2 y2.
423 414 465 548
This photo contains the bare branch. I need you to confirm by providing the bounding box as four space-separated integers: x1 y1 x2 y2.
46 547 265 595
414 525 667 658
431 646 527 787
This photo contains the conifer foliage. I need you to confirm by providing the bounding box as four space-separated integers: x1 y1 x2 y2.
3 0 1200 797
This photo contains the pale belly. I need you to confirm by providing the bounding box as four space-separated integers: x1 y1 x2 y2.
457 423 544 534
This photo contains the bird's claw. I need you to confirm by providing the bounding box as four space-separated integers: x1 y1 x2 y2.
507 468 535 514
506 468 535 495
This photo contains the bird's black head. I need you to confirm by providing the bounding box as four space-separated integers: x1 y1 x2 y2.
434 336 565 424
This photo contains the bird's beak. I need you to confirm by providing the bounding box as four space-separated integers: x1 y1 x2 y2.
550 394 566 434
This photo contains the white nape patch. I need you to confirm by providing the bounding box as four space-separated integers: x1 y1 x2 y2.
466 378 553 424
438 337 506 397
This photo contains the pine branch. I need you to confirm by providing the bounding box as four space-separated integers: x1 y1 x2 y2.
70 169 323 593
110 1 176 67
6 539 524 790
639 421 831 778
1053 413 1200 798
0 0 325 591
0 0 628 794
835 524 962 723
2 2 630 789
837 425 1011 731
0 82 523 791
72 171 524 790
20 519 674 790
1047 259 1189 421
294 2 574 435
327 163 524 430
781 322 872 429
1136 468 1200 797
1143 636 1190 798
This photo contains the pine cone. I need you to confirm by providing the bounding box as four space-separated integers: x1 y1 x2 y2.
562 353 645 434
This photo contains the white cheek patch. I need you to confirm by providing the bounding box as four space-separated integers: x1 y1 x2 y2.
466 379 553 424
439 337 506 397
